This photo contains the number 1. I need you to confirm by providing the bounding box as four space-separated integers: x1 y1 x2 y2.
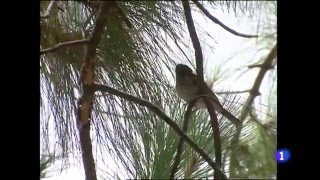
279 151 284 160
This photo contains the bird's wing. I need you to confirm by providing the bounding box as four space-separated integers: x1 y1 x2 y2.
191 74 221 104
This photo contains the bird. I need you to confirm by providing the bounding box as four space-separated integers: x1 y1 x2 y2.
175 64 240 126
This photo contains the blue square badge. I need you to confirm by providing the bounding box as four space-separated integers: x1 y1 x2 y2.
274 149 291 163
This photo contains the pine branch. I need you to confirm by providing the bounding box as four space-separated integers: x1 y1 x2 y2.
240 43 277 121
114 2 132 28
170 101 196 179
216 89 251 95
248 63 274 69
203 98 222 179
192 0 259 38
76 2 117 180
93 83 227 179
40 0 57 18
182 0 204 81
182 1 223 178
229 43 277 177
40 39 90 55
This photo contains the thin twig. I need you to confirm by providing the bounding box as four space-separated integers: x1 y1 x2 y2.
40 0 57 18
170 101 196 179
216 90 251 95
192 0 259 38
93 83 227 179
40 39 90 55
182 0 204 81
248 63 274 69
239 43 277 121
229 43 277 177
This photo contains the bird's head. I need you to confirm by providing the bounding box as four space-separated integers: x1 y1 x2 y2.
175 64 193 76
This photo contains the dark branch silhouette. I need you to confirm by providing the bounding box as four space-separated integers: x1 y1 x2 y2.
76 2 118 180
203 98 222 169
93 83 227 179
240 44 277 122
182 1 223 178
229 43 277 177
192 0 258 38
182 1 204 81
170 101 196 179
248 63 275 69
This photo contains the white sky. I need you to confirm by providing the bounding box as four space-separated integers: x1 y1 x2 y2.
42 2 276 179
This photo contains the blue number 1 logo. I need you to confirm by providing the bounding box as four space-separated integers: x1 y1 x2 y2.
275 149 290 163
279 151 284 160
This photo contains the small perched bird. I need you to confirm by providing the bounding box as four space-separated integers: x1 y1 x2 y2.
175 64 240 126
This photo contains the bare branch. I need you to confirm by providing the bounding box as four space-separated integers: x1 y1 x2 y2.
76 2 117 180
182 1 204 81
240 43 277 121
248 63 274 69
182 2 223 177
216 89 252 95
170 101 196 179
229 43 277 177
192 0 259 38
40 39 90 55
93 83 227 179
40 0 56 18
203 98 222 179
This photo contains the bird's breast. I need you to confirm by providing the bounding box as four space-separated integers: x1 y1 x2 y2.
176 79 199 102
